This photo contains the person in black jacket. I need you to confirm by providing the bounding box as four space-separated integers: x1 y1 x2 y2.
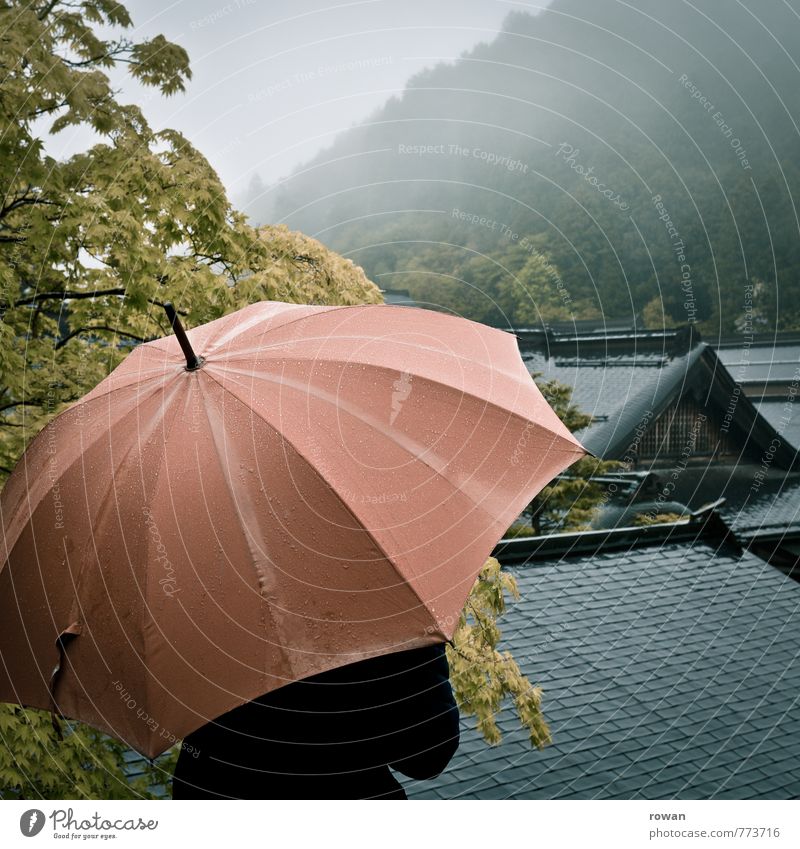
171 643 460 799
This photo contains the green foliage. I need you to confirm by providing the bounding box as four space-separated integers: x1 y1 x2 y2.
632 512 685 526
504 522 535 538
0 0 382 800
395 242 598 327
642 296 667 330
448 557 550 748
525 377 622 534
0 0 381 479
0 706 167 799
496 241 600 326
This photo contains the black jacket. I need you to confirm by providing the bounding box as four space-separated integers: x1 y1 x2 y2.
171 643 460 799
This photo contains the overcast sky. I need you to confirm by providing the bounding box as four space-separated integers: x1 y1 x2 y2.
46 0 554 202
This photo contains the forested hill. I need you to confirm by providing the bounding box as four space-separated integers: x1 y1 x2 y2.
247 0 800 333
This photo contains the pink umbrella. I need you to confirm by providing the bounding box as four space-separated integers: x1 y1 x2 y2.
0 300 585 757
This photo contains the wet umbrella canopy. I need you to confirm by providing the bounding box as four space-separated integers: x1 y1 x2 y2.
0 300 585 758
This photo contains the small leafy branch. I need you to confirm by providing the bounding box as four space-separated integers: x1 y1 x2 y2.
448 557 551 749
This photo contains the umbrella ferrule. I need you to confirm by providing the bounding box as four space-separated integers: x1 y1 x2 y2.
163 303 204 370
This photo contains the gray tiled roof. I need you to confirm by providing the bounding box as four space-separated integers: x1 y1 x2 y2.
124 538 800 800
404 541 800 799
720 478 800 538
521 346 707 458
754 399 800 455
707 338 800 453
519 336 799 464
521 349 670 432
716 342 800 386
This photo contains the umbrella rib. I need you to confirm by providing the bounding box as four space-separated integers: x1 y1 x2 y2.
58 376 188 743
201 302 341 354
194 375 300 683
76 367 173 406
217 361 583 492
199 370 440 628
210 364 583 606
136 379 197 715
209 365 499 521
76 344 178 406
201 367 580 619
213 339 528 383
142 300 340 355
1 378 181 560
0 379 187 758
193 302 518 368
200 302 365 357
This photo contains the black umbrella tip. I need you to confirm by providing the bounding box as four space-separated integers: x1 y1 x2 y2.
162 302 203 370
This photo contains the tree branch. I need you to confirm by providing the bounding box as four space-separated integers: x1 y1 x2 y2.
36 0 62 21
29 100 69 118
0 401 43 414
14 288 127 307
0 195 61 221
62 43 131 68
55 325 153 350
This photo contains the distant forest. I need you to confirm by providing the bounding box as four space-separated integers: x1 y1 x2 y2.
244 0 800 334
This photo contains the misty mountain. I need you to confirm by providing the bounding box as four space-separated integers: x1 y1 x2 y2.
247 0 800 331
